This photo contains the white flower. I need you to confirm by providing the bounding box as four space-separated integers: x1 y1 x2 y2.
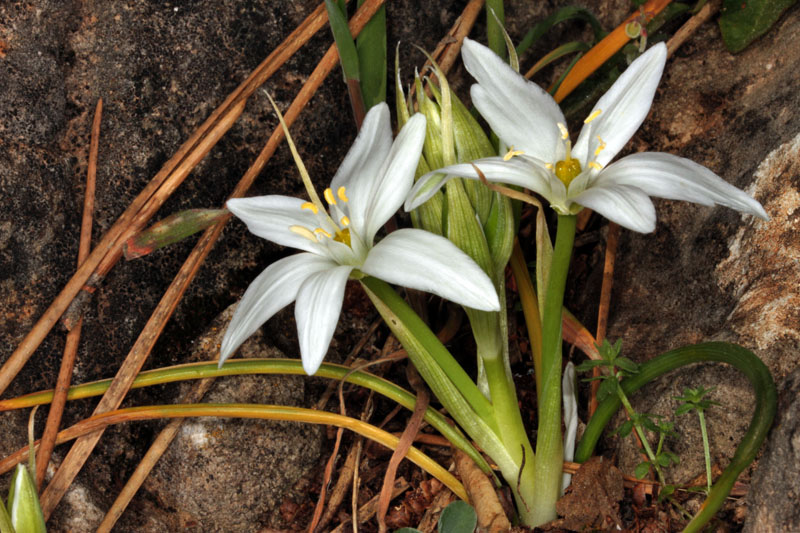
406 39 768 233
221 103 500 374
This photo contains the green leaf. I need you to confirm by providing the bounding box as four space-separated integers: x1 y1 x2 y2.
438 500 477 533
616 419 634 438
719 0 797 54
325 0 360 81
597 378 616 403
485 0 507 59
0 502 15 533
659 484 677 500
614 357 640 375
123 209 228 260
356 1 386 109
634 461 651 479
517 6 605 56
575 359 606 372
675 403 694 416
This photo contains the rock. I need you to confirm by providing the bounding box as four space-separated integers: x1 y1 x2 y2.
744 365 800 532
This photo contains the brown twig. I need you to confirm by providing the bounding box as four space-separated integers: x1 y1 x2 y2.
329 478 410 533
427 0 484 75
377 366 430 532
666 0 721 57
590 222 620 416
0 1 333 399
38 0 387 518
34 99 102 489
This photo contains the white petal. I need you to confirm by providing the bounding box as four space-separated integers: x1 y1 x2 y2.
361 113 427 243
295 264 353 374
561 362 578 494
226 196 323 254
361 228 500 311
573 43 667 167
405 156 556 211
330 103 394 233
596 152 769 219
462 38 565 161
219 254 336 364
571 183 657 233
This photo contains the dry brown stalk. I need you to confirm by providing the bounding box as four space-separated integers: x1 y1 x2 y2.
667 0 721 57
34 99 102 489
590 222 620 416
329 477 410 533
38 0 387 519
454 450 511 533
377 366 430 532
0 2 332 399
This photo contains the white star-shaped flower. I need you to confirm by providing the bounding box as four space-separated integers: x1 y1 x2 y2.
221 103 500 374
406 39 768 232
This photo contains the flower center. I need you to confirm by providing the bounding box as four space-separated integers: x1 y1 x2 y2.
555 158 582 185
554 122 582 186
293 186 354 248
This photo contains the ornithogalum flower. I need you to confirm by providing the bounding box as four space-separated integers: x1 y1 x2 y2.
221 103 500 374
407 39 768 232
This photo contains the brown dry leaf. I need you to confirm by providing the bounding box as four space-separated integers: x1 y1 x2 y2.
454 450 511 533
549 456 624 531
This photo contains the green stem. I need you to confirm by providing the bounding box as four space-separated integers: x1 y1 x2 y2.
360 277 495 428
616 382 666 485
576 342 777 533
698 409 712 494
530 214 577 526
0 359 491 476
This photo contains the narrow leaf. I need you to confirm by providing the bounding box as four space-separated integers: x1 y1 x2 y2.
325 0 360 81
356 1 386 109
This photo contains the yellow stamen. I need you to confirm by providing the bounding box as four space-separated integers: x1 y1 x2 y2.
584 109 603 124
289 225 318 242
314 227 332 238
337 186 349 203
545 163 554 170
557 122 570 141
594 136 607 156
323 188 337 206
588 161 603 170
301 201 318 214
340 215 350 227
503 146 525 161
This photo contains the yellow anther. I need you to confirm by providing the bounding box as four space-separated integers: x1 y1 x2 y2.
584 109 603 124
289 225 318 242
557 123 570 141
337 186 349 203
301 201 319 214
503 146 525 161
545 162 554 170
588 161 603 170
340 215 350 227
555 158 582 186
324 188 337 206
594 136 607 156
314 227 332 238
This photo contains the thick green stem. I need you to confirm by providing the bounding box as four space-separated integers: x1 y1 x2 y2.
530 214 577 526
576 342 777 533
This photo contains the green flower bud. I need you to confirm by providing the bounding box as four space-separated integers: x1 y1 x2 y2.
7 464 46 533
